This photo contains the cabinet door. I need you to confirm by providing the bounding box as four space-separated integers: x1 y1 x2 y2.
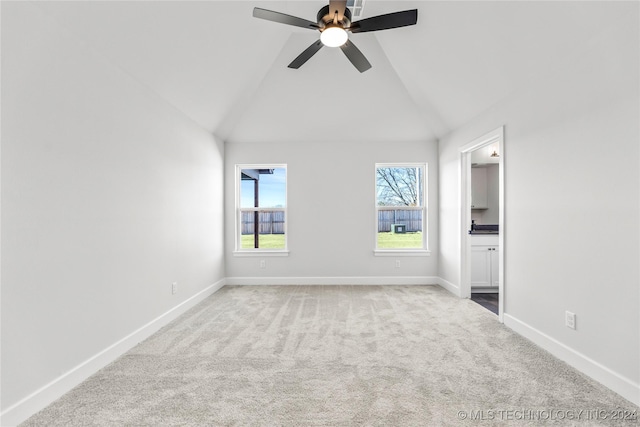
471 168 488 209
470 245 492 287
490 247 499 287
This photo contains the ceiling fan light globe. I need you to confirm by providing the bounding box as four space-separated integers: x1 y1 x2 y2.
320 26 348 47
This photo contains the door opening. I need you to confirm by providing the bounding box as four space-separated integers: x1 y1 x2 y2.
460 127 504 322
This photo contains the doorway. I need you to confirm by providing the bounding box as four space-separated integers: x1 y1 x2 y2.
459 127 504 322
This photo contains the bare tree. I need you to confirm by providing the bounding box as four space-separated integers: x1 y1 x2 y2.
376 167 420 206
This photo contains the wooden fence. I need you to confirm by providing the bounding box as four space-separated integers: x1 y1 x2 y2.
241 209 422 234
378 209 423 232
241 211 285 235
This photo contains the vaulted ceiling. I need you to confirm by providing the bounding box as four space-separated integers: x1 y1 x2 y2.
32 1 628 143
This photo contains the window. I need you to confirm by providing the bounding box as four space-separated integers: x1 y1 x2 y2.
375 163 428 254
236 165 287 254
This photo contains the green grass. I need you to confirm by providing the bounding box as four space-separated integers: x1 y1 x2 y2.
241 234 286 249
241 232 423 250
377 232 423 249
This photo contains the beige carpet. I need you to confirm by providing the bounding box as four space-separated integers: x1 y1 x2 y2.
22 285 638 426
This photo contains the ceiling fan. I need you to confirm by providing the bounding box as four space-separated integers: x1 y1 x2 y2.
253 1 418 73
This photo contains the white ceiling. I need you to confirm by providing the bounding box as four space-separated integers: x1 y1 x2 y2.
33 1 629 143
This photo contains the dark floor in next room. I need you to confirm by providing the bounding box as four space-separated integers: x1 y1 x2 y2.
471 293 498 315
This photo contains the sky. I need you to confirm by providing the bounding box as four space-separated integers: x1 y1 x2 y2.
240 168 286 208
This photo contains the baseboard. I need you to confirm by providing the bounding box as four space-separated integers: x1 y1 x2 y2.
225 276 440 286
0 278 226 427
503 314 640 407
436 277 460 297
470 288 498 294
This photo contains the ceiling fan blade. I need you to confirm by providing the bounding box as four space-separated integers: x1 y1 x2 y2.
349 9 418 33
288 40 324 69
329 0 348 23
253 8 319 30
340 39 372 73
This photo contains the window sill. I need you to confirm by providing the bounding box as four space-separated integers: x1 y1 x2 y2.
374 250 431 257
233 250 289 257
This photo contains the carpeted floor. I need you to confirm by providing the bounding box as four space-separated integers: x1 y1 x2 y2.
22 285 638 426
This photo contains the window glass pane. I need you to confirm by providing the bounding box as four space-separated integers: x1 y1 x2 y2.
240 210 286 249
376 167 422 207
377 209 423 248
240 168 286 208
238 166 286 250
376 165 425 249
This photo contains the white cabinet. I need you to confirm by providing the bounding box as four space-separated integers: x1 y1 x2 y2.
471 167 488 209
471 245 492 286
470 235 499 288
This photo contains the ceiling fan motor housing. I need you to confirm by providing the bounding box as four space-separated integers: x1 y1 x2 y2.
317 5 352 29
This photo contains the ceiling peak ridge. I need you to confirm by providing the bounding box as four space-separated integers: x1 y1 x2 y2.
369 33 442 141
214 32 304 143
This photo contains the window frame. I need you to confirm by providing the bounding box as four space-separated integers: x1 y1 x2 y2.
374 163 430 256
234 164 289 257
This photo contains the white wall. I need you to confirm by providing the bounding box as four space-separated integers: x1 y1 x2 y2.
1 2 225 422
483 164 499 224
471 164 499 224
439 4 639 404
225 140 438 283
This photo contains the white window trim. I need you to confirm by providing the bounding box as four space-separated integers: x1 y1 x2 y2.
233 250 289 257
374 250 431 257
233 164 288 256
374 163 429 256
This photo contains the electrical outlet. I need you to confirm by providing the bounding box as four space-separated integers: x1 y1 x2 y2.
172 282 177 295
260 260 266 269
565 311 576 329
395 260 401 268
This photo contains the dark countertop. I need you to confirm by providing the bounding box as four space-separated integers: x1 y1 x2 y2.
469 224 499 234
